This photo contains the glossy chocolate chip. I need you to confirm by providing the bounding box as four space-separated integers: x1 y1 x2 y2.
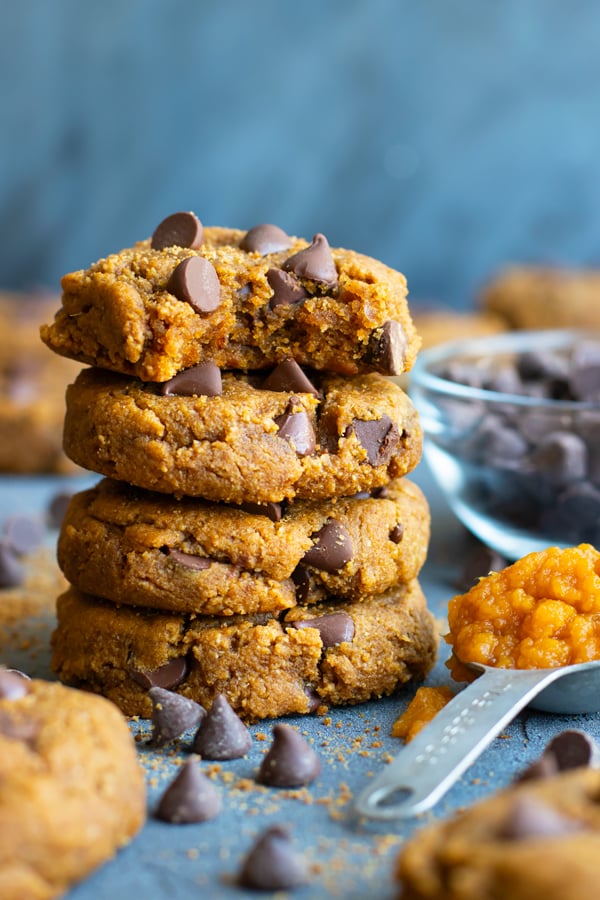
500 796 584 840
302 519 353 573
167 256 221 314
545 729 599 770
389 523 404 543
0 542 25 588
240 224 293 255
3 515 45 555
275 406 316 456
149 686 206 747
193 693 252 760
165 548 213 570
262 359 320 397
239 501 284 522
346 416 400 466
257 723 322 787
282 233 338 287
266 268 308 309
304 686 322 713
161 361 223 397
131 656 188 691
290 612 355 647
366 320 407 375
0 668 30 700
151 212 203 250
292 566 310 603
155 757 221 823
239 825 309 891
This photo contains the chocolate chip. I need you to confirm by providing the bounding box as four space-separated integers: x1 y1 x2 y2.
167 256 221 314
515 754 560 783
283 233 338 287
456 543 508 592
0 668 30 700
390 524 404 543
3 515 45 555
292 566 310 603
500 796 584 840
240 224 293 255
257 723 322 787
239 501 284 522
0 710 38 744
0 542 25 588
239 825 309 891
47 491 75 529
151 212 203 251
164 549 213 570
149 686 205 747
155 757 221 823
302 519 353 573
266 268 308 309
366 320 407 375
131 656 189 691
193 693 252 760
304 686 322 713
161 361 223 397
545 729 599 770
572 365 600 401
346 415 400 467
371 485 390 499
527 432 587 483
290 612 355 647
262 359 321 397
275 406 316 456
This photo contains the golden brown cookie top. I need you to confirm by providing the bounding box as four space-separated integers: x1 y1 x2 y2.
41 215 420 381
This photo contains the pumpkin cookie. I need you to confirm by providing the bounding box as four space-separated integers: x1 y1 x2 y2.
62 365 422 504
40 215 420 381
51 580 438 721
0 671 145 900
57 476 429 615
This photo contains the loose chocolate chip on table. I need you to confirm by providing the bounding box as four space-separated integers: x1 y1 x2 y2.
257 723 322 787
545 729 599 770
47 491 75 530
161 361 223 397
155 757 221 823
262 359 321 397
164 548 213 570
3 515 45 555
151 211 204 251
239 825 309 891
302 519 353 573
148 686 205 748
455 542 508 592
290 612 355 647
515 754 560 783
240 224 293 255
239 501 284 522
346 416 400 466
193 693 252 760
0 668 30 700
499 796 584 840
389 523 404 544
283 233 338 287
266 268 308 309
275 406 316 456
0 542 25 589
131 656 189 691
167 256 221 314
366 320 407 376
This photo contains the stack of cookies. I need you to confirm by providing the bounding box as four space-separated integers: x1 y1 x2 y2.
43 213 438 720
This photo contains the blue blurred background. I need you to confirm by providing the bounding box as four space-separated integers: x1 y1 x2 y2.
3 0 600 308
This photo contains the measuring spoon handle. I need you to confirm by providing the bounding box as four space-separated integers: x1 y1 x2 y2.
355 666 565 820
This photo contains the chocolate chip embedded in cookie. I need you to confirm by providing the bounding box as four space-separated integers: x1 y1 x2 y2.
51 580 438 721
62 366 422 504
56 476 429 615
0 678 145 900
396 768 600 900
40 220 420 380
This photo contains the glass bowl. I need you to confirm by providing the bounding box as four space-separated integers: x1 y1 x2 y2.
409 329 600 559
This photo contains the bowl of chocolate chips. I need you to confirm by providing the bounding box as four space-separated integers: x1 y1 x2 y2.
409 329 600 559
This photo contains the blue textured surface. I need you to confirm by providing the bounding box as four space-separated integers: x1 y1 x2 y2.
2 463 600 898
3 2 600 308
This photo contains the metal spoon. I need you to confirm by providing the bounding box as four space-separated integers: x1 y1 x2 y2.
355 658 600 820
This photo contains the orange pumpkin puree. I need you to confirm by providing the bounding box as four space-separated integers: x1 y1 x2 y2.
391 685 455 742
446 544 600 682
